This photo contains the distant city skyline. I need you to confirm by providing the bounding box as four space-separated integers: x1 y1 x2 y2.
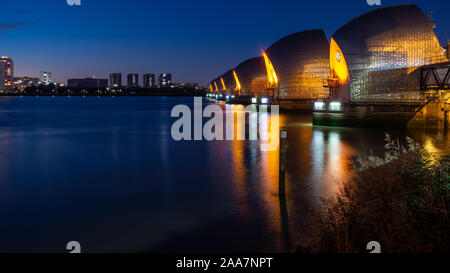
0 59 183 90
0 0 449 85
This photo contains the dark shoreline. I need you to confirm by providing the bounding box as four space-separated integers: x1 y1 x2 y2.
0 85 206 97
0 93 204 97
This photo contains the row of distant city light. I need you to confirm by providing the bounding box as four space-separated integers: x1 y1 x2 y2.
205 94 270 104
313 101 342 112
206 93 235 100
206 94 340 109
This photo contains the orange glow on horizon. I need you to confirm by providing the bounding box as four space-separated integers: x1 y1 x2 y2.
263 52 278 87
330 38 349 84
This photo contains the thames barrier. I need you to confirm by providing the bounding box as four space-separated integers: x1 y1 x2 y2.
206 4 450 130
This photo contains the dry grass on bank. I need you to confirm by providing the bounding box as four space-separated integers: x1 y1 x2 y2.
308 134 449 253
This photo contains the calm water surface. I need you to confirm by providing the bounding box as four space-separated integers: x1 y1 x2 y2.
0 97 448 252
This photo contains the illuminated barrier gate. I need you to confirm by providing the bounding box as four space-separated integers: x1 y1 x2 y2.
263 30 330 100
331 4 447 103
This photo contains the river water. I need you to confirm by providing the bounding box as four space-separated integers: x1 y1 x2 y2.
0 96 447 252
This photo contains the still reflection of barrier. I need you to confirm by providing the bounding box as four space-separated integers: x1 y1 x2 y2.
279 130 287 196
278 130 291 251
223 105 292 251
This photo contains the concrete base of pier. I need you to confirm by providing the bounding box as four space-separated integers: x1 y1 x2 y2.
408 101 449 130
313 112 416 128
279 99 313 112
313 102 421 129
313 100 449 130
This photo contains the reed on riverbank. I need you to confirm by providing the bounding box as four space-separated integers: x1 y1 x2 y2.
310 134 449 253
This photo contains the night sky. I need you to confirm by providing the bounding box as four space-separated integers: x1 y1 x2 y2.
1 0 449 86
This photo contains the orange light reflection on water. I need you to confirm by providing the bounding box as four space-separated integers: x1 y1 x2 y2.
208 107 360 250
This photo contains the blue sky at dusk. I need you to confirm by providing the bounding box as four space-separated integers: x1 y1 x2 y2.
1 0 449 86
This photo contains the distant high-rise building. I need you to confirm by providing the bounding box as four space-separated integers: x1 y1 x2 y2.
143 74 156 88
67 78 108 88
127 74 139 88
158 73 171 87
109 73 122 88
0 56 14 91
40 71 52 84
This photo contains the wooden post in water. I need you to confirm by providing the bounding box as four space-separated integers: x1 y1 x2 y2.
445 110 448 132
279 130 287 196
